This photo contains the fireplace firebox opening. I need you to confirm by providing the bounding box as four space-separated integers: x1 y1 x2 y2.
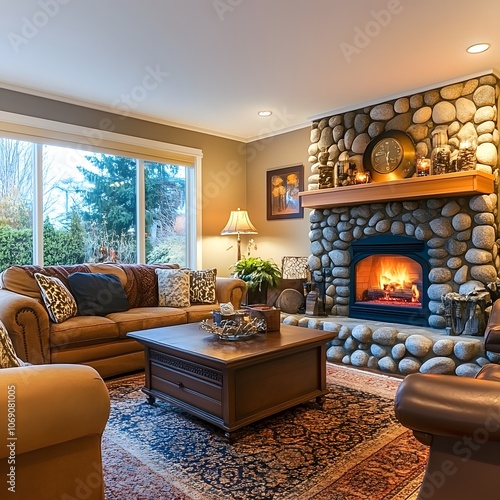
355 255 423 306
349 235 429 326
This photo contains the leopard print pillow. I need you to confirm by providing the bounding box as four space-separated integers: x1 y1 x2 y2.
190 268 217 304
0 320 21 368
35 273 78 323
156 268 191 308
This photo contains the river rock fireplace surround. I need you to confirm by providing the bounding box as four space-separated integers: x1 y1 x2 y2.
300 73 500 332
304 190 497 330
284 74 500 376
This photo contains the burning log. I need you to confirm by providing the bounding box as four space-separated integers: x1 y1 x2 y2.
364 288 418 302
364 289 385 301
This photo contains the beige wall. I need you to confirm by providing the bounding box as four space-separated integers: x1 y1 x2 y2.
245 127 312 269
0 88 311 276
0 88 247 275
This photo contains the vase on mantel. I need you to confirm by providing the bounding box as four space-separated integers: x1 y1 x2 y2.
431 130 451 175
457 139 477 171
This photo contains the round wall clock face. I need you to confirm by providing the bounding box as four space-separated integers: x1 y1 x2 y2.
363 131 416 182
371 138 403 174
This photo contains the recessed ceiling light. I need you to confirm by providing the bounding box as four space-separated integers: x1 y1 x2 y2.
466 43 490 54
258 110 272 117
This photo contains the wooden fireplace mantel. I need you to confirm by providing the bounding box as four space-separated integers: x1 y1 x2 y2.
299 170 495 209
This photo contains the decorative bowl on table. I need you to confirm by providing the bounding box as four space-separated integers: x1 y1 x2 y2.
212 309 246 326
200 315 266 341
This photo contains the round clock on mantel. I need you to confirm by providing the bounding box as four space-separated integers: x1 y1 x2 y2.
363 130 416 182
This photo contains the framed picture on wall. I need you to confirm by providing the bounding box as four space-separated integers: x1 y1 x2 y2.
266 164 304 220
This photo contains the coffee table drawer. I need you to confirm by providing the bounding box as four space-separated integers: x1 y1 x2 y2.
150 356 223 417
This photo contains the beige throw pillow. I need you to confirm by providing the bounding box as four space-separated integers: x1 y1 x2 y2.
156 268 191 308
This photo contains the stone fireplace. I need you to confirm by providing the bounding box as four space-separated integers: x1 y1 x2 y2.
300 73 500 331
305 193 497 329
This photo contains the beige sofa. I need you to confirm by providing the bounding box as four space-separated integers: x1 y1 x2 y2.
0 263 246 378
0 364 110 500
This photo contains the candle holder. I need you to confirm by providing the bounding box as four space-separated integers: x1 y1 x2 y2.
416 158 431 176
355 171 370 184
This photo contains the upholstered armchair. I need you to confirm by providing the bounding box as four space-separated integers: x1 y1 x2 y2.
395 364 500 498
0 364 110 499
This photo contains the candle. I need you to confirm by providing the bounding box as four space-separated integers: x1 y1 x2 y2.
417 158 431 176
355 171 369 184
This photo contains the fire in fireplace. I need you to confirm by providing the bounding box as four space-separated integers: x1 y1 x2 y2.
354 255 422 307
349 235 429 326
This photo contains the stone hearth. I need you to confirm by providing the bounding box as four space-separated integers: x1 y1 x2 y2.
280 313 497 377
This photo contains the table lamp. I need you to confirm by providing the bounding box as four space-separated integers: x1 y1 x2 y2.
221 208 258 261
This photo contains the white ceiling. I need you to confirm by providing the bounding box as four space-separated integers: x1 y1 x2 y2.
1 0 499 142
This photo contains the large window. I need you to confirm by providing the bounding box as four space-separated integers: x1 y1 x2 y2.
0 116 201 272
0 138 34 267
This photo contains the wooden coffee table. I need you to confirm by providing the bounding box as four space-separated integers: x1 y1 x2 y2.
127 323 335 437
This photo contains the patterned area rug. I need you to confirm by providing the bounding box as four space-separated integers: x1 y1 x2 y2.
103 364 427 499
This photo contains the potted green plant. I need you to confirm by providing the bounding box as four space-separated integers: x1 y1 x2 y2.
231 256 282 305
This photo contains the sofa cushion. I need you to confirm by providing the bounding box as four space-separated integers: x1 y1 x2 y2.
50 316 120 349
34 273 78 323
0 320 21 368
184 304 218 323
50 337 143 365
156 268 191 307
68 272 129 316
189 268 217 304
107 307 188 337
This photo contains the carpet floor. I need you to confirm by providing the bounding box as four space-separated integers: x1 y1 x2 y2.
102 363 428 500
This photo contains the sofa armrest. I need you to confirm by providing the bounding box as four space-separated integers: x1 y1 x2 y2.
394 372 500 442
0 364 110 457
0 289 51 364
216 277 247 309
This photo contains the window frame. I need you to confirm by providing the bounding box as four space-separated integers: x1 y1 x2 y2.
0 111 203 268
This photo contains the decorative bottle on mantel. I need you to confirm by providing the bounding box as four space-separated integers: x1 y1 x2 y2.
457 138 477 171
318 151 334 189
431 130 451 175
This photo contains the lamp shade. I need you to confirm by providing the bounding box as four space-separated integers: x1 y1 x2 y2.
221 208 258 235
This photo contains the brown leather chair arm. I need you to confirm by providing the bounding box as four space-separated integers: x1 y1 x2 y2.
216 277 247 309
487 297 500 326
485 326 500 352
0 364 110 458
476 363 500 382
484 299 500 352
394 372 500 441
0 289 50 364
